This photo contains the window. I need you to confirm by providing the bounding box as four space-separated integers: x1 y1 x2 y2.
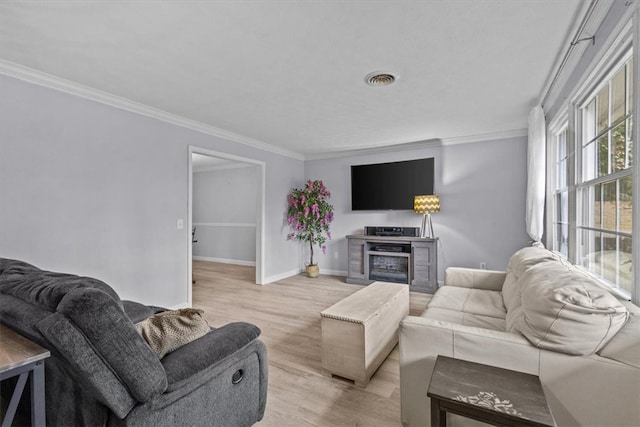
551 126 569 257
577 57 633 295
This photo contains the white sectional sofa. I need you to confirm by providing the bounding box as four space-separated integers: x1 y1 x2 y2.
399 246 640 427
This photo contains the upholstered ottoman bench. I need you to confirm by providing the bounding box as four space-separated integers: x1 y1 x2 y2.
320 281 409 386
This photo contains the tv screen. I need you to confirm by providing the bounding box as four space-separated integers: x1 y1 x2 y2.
351 158 434 210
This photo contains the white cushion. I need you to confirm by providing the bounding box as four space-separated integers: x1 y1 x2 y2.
428 286 506 319
514 263 628 355
501 274 520 313
505 304 524 332
502 246 558 313
422 307 506 331
597 314 640 368
444 267 505 290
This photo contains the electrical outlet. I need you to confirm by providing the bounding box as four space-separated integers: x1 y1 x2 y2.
334 251 339 259
480 262 487 270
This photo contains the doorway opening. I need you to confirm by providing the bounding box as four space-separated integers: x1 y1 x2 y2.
187 146 266 306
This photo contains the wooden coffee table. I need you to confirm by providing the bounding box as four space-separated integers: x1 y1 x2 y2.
427 355 556 427
320 282 409 387
0 324 50 427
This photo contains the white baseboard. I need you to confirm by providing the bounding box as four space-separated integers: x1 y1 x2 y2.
192 259 347 285
262 267 347 284
319 268 348 277
262 268 303 284
192 256 256 267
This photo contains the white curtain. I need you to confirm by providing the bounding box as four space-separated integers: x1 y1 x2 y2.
526 105 546 244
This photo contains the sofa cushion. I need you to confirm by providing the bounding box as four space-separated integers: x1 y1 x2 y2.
0 258 41 275
502 246 558 314
136 308 211 358
428 287 506 319
505 305 525 333
444 268 505 290
123 300 157 323
514 262 628 355
421 307 505 331
0 258 122 312
597 313 640 368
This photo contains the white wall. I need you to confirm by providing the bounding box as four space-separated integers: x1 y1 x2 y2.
192 165 257 264
0 75 304 307
304 137 531 280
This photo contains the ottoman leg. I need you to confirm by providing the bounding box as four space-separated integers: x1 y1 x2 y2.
355 378 370 388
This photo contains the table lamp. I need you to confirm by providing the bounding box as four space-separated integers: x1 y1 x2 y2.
414 195 440 238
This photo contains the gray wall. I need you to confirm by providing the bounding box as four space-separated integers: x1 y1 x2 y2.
0 75 304 308
304 137 531 280
192 165 257 264
0 73 530 306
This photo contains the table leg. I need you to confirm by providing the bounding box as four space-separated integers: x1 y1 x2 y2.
431 398 446 427
2 372 28 427
30 361 46 426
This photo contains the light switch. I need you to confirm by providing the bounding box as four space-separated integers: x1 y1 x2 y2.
177 219 184 230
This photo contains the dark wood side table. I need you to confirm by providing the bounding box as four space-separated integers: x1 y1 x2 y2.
427 355 556 427
0 324 50 427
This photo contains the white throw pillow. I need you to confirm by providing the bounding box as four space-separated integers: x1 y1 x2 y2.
514 262 628 355
502 246 557 313
597 314 640 368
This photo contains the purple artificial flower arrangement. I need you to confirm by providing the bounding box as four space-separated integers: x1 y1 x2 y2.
286 180 334 266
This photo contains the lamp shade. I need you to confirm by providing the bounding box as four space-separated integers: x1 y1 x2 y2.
414 195 440 214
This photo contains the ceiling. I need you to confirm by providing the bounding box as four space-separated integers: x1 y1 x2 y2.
0 1 585 158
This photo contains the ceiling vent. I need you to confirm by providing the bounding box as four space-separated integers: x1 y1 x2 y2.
365 72 397 87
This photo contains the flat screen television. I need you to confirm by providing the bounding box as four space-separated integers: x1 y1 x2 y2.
351 158 434 210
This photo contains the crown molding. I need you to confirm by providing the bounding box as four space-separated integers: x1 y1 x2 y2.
2 60 527 163
304 128 527 161
440 128 528 146
304 138 443 161
0 60 305 161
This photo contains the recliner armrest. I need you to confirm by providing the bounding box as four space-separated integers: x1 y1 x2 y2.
161 322 261 387
122 300 156 323
444 267 506 290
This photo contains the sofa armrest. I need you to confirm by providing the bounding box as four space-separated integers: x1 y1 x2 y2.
161 322 261 388
399 315 540 427
399 315 640 427
444 267 506 290
124 325 268 426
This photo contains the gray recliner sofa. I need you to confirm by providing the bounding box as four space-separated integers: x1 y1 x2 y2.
0 258 268 426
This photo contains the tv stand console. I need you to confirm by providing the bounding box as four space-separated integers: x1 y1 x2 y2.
346 234 438 293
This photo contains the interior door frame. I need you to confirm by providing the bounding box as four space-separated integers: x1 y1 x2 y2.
187 146 266 306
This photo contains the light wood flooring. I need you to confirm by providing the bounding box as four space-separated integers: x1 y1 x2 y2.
192 260 431 427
